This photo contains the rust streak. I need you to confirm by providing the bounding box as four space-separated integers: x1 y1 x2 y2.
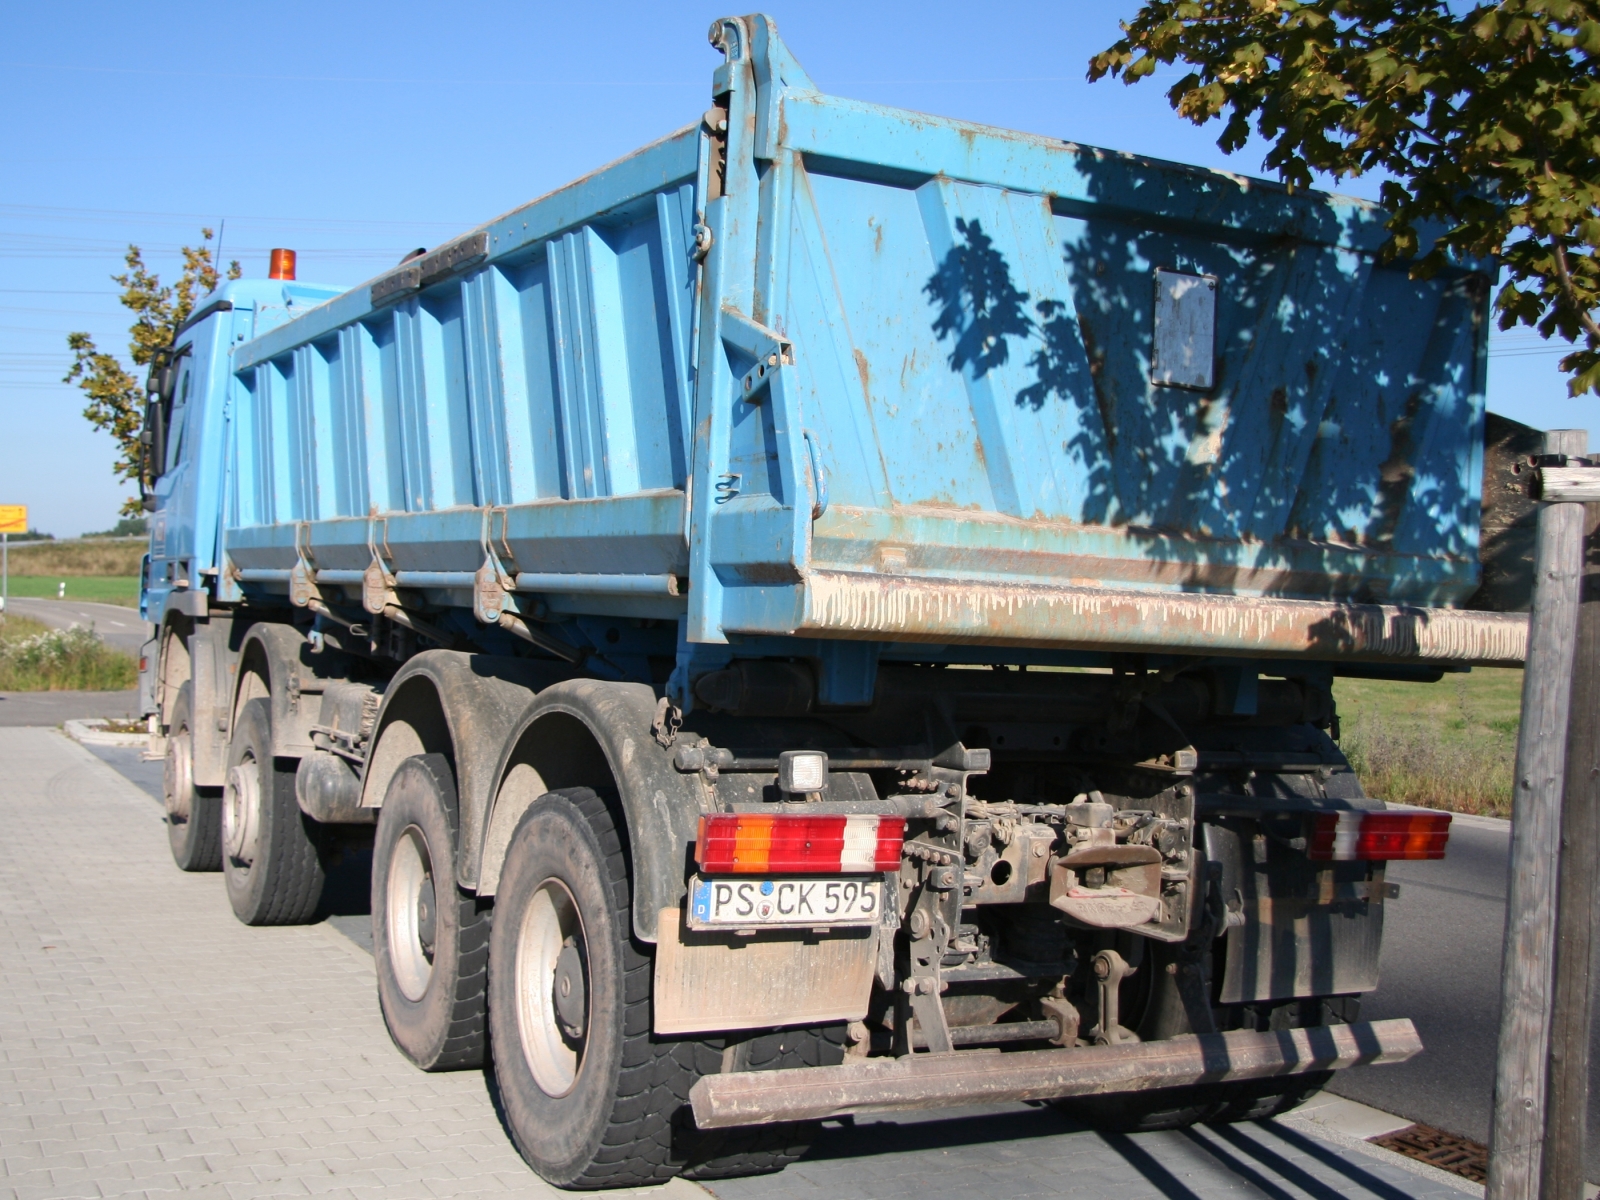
796 571 1527 665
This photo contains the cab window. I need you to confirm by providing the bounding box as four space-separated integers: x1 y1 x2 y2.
164 359 193 475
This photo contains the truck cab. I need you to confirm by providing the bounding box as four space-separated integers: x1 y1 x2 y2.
138 270 344 700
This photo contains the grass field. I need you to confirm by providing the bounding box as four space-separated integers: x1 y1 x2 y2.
1 576 140 606
1333 667 1521 818
4 538 144 577
0 614 137 691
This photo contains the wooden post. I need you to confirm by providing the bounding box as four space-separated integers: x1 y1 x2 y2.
1542 493 1600 1200
1488 428 1588 1200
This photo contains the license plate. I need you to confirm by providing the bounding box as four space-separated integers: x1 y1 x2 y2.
687 876 882 930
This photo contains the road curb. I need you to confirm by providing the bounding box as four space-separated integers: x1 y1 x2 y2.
63 717 148 748
1278 1100 1485 1196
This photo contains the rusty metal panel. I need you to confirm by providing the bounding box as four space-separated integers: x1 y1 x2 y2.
652 906 876 1035
782 570 1528 665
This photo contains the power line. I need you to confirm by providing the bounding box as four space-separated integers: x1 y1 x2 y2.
0 59 703 88
0 58 1159 90
0 203 469 232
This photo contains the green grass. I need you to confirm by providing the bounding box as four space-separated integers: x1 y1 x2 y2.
1334 667 1522 818
1 575 140 606
4 538 144 576
0 614 137 692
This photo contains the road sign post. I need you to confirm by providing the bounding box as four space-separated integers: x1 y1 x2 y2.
0 505 27 624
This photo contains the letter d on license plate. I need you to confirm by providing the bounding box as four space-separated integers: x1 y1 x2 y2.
688 876 881 930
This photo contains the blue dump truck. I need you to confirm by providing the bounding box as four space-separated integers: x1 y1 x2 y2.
137 14 1532 1188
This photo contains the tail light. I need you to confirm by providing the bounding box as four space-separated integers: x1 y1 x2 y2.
1307 810 1451 861
695 813 905 874
268 248 297 280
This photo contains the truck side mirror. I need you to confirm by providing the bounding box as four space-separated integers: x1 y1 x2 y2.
143 397 167 489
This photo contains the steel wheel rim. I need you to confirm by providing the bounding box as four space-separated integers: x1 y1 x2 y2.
164 729 193 822
222 756 261 867
515 878 587 1097
387 825 435 1002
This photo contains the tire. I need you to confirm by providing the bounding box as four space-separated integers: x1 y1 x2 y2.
222 698 324 925
373 754 489 1071
487 786 840 1189
165 682 221 872
678 1026 846 1181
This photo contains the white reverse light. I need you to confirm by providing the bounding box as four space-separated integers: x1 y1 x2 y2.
778 750 829 794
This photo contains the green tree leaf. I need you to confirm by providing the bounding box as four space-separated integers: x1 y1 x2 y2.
1090 0 1600 396
63 229 232 515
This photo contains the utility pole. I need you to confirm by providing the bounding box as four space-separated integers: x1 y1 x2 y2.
1487 429 1587 1200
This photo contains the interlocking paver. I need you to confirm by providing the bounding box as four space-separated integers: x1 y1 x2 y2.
0 730 569 1200
6 727 1485 1200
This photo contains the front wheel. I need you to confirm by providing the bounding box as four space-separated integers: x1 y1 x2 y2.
222 698 324 925
165 682 221 872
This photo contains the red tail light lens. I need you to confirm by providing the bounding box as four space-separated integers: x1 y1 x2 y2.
695 814 905 874
1307 810 1451 861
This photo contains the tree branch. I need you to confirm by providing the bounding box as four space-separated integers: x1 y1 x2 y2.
1550 238 1600 346
1545 161 1600 347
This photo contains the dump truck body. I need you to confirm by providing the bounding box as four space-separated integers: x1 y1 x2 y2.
137 14 1504 1190
192 26 1515 672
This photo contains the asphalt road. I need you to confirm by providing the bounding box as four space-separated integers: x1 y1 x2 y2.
3 596 150 657
1328 810 1600 1177
0 689 139 725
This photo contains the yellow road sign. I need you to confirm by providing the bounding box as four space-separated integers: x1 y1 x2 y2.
0 505 26 535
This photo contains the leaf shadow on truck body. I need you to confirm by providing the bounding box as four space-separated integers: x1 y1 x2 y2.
921 151 1490 612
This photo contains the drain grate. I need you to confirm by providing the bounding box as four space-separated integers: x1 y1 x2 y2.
1371 1123 1489 1184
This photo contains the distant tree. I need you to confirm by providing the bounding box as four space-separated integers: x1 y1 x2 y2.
81 517 149 539
1090 1 1600 396
63 230 240 516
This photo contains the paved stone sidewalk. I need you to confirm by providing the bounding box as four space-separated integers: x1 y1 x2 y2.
0 728 600 1200
3 727 1478 1200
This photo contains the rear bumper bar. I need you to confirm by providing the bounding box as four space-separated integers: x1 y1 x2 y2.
689 1018 1421 1129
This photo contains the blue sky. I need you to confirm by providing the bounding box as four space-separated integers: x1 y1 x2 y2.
1 0 1585 536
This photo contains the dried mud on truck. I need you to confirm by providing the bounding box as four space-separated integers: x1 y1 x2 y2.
136 12 1528 1189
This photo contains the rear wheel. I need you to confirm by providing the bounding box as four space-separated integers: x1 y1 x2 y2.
222 698 324 925
373 754 489 1070
165 682 221 872
678 1026 845 1181
487 786 839 1189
